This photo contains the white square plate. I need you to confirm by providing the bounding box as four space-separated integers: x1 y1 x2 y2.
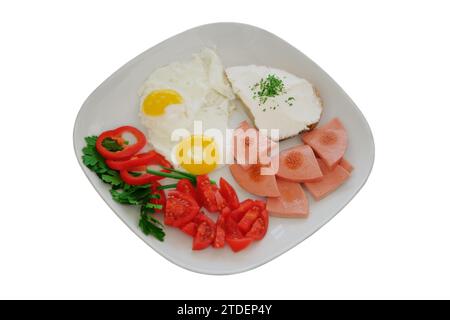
73 23 374 275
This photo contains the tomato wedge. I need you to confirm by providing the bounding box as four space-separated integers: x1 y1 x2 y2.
193 214 216 250
214 190 227 211
164 191 199 227
246 220 266 240
237 206 261 234
196 175 219 213
230 199 255 222
227 199 268 246
219 178 240 210
96 126 146 160
226 237 253 253
225 215 243 239
213 207 230 248
181 222 197 237
176 179 198 202
253 200 267 210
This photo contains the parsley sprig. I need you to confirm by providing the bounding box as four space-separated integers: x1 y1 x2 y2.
82 136 165 241
101 137 125 151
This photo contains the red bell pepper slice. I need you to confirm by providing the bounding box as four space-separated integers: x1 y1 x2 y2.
106 151 158 171
119 153 173 186
96 126 146 160
120 170 162 185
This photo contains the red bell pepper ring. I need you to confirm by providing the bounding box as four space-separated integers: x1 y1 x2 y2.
120 170 162 186
96 126 146 161
119 152 173 186
106 150 158 171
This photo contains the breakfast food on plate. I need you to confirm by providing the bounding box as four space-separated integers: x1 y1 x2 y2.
225 65 323 141
139 48 235 175
275 145 323 182
81 47 357 254
82 124 269 252
229 163 280 197
301 118 348 169
304 159 350 200
266 179 309 218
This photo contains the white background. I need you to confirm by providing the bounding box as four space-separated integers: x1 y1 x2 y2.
1 0 449 299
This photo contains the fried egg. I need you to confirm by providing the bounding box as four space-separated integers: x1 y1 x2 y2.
138 48 235 175
225 65 323 141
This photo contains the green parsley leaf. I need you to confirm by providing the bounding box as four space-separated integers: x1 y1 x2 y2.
85 136 98 147
101 171 123 186
110 184 156 205
101 137 124 152
139 213 165 241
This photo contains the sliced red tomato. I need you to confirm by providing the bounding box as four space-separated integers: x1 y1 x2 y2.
237 206 261 234
261 208 269 230
193 214 215 250
196 175 218 213
213 207 230 248
253 199 267 210
96 126 146 160
227 198 269 245
149 182 165 213
219 178 240 210
226 237 253 253
193 212 215 225
214 190 227 211
230 199 255 222
225 215 243 239
181 222 197 237
176 179 198 202
245 209 268 240
164 191 199 227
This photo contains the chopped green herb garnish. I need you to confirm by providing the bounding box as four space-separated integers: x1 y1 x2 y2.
285 96 295 106
251 74 286 106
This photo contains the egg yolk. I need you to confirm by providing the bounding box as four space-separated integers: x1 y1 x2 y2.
141 89 183 116
176 135 219 175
